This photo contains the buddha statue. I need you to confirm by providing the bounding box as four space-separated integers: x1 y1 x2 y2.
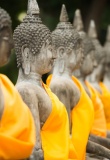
47 6 110 159
14 0 70 160
0 7 13 119
87 20 106 93
0 7 36 160
0 7 13 67
46 4 95 160
87 20 110 132
73 9 96 97
103 25 110 91
98 25 110 131
0 7 13 118
73 10 110 159
0 8 13 119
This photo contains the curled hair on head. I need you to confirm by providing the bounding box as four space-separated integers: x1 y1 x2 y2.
13 0 51 68
52 29 82 52
92 39 105 64
0 7 12 30
88 20 105 64
52 4 82 54
83 36 95 56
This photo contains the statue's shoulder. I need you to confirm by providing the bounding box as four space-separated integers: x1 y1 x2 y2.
16 81 36 97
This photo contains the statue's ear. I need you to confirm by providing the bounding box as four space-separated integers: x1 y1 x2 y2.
57 46 65 57
21 45 30 75
21 45 29 59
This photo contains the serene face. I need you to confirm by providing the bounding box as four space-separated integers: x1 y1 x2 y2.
80 50 97 75
67 40 84 71
0 27 13 67
35 39 56 75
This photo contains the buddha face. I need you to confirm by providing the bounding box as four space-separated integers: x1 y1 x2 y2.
80 50 97 75
67 40 84 71
35 39 56 75
0 27 13 67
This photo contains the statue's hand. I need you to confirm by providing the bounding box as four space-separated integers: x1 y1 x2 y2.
28 149 44 160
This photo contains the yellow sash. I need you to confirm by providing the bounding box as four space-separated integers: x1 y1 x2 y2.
41 83 76 160
0 74 36 159
47 75 94 160
85 81 106 137
99 82 110 130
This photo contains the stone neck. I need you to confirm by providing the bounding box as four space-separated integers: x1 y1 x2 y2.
103 73 110 86
78 72 86 82
87 71 100 83
52 59 73 79
78 72 91 97
17 68 42 87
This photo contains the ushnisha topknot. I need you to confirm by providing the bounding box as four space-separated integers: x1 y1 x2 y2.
27 0 39 15
88 20 97 39
88 20 105 63
13 0 51 68
83 36 95 55
73 9 86 39
73 9 84 32
0 7 12 30
52 4 82 51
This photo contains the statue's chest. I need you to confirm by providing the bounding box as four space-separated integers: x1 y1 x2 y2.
35 88 52 124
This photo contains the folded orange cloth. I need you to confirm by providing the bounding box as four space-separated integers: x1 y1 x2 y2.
41 83 77 160
99 82 110 130
47 75 94 160
0 74 36 159
85 81 106 137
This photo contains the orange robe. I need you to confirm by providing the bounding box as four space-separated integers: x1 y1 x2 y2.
99 82 110 130
41 83 77 160
47 75 94 160
0 74 36 159
85 81 106 137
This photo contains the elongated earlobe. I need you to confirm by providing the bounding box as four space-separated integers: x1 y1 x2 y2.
21 45 30 75
24 62 30 75
59 58 65 73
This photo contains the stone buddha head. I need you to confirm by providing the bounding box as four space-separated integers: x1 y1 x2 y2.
80 37 96 76
13 0 55 76
73 9 96 77
0 7 13 67
88 20 106 80
52 4 83 73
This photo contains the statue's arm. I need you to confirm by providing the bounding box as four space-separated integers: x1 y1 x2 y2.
17 87 43 160
0 85 4 119
50 85 69 112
